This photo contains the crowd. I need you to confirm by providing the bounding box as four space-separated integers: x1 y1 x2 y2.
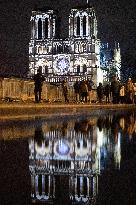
34 69 136 104
62 78 93 104
62 76 136 104
96 77 136 104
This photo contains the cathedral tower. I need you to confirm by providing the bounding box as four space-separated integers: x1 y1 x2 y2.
28 3 120 86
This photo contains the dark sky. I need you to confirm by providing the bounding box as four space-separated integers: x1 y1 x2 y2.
0 0 136 77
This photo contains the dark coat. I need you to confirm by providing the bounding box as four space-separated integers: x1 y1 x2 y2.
34 73 45 91
111 80 120 95
104 84 110 96
74 81 80 93
97 84 104 98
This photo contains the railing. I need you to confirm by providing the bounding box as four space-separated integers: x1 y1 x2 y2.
0 77 97 103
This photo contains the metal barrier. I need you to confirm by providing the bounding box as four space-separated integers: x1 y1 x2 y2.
0 77 97 103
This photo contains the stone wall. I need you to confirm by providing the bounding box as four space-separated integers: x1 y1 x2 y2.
0 78 97 102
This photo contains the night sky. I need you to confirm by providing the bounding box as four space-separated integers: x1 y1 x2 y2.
0 0 136 79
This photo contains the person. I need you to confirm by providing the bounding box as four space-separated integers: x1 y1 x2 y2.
33 68 45 103
104 83 110 104
74 80 80 103
126 78 134 104
119 84 125 104
80 80 88 103
133 82 136 104
62 79 69 103
87 79 93 103
110 76 120 104
97 82 104 103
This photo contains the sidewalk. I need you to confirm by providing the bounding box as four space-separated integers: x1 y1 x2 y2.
0 102 135 121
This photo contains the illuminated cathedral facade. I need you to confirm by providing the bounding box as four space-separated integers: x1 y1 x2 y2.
29 4 121 86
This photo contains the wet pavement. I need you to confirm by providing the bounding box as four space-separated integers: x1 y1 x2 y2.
0 109 136 205
0 102 136 120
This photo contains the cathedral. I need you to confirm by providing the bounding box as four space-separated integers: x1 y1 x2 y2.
29 3 121 86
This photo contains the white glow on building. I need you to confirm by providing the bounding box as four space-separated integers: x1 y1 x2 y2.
29 5 121 86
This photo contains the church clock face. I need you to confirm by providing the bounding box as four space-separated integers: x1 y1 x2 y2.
56 56 70 74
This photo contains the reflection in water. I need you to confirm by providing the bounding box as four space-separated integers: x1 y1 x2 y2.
28 111 136 204
29 118 98 204
0 111 135 204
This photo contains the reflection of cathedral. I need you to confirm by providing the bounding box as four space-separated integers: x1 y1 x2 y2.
29 120 99 204
29 116 122 204
29 3 121 86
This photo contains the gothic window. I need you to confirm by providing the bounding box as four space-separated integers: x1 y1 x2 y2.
38 46 42 54
89 17 92 37
58 45 61 53
39 66 42 72
87 44 90 52
64 45 69 53
90 44 92 52
32 47 35 54
79 44 81 53
43 46 47 54
77 65 80 74
83 16 86 36
45 18 48 38
58 45 63 53
31 68 34 75
29 47 32 54
77 16 80 36
75 44 78 53
38 18 42 39
53 47 56 54
83 44 86 52
31 19 34 38
83 64 87 73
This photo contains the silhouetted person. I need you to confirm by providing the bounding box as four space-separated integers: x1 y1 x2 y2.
74 80 80 102
34 68 45 103
62 79 69 103
87 80 93 103
97 83 104 103
80 80 88 103
104 84 110 103
110 76 120 104
126 78 133 104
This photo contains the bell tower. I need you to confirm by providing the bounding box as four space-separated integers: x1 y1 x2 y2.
68 4 100 86
30 9 56 40
29 8 57 76
69 5 98 39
